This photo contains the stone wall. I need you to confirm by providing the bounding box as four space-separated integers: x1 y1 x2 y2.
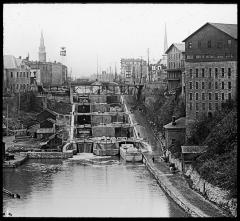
185 164 237 217
20 151 73 159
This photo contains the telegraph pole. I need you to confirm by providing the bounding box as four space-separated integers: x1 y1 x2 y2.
97 55 99 80
147 48 150 82
140 56 143 84
6 102 8 136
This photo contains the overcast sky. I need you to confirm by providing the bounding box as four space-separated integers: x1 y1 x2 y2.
3 3 237 78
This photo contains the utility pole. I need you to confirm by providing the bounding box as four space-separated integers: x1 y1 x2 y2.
140 56 143 84
97 55 98 80
147 48 150 82
6 102 8 136
18 91 20 117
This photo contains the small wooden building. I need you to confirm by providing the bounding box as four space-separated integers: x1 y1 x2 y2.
36 108 57 123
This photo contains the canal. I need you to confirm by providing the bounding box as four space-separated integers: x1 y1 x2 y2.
3 153 188 217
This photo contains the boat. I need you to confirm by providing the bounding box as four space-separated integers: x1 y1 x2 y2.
120 143 142 162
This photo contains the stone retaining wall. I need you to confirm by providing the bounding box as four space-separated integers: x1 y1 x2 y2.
185 165 237 217
20 151 73 159
142 153 205 217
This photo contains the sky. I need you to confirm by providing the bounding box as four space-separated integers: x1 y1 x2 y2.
3 3 237 78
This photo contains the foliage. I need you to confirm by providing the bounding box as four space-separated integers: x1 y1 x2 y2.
190 100 237 197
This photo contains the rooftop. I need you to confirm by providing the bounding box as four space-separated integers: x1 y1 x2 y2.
163 117 186 129
183 22 237 42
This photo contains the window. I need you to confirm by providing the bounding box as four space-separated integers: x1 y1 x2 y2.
189 69 192 78
202 68 205 78
207 40 211 48
202 93 205 100
202 82 205 89
196 93 199 100
188 42 192 49
16 84 18 89
209 93 212 100
198 41 201 48
215 68 218 78
215 93 218 100
190 102 192 110
11 72 13 78
227 40 232 47
196 103 199 111
215 82 218 89
189 93 192 101
228 82 231 89
209 68 212 78
196 69 198 78
221 68 224 77
20 72 22 77
196 112 199 118
209 103 212 110
217 42 223 49
228 93 231 100
215 103 219 111
208 112 213 118
17 72 19 78
208 82 211 89
222 93 224 101
196 82 199 90
221 82 224 89
228 68 231 78
189 82 192 89
23 72 25 77
202 103 205 111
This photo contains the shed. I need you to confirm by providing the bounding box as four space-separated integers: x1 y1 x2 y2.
36 108 57 122
163 117 186 150
36 128 55 139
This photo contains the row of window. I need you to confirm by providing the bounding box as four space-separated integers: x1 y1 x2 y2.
168 53 182 60
189 81 232 90
11 71 30 78
189 92 231 101
190 100 231 112
189 67 231 78
168 60 185 69
186 54 233 60
187 39 232 49
10 83 30 90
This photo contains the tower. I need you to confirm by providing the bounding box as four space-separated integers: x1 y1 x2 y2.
39 31 46 62
164 23 168 54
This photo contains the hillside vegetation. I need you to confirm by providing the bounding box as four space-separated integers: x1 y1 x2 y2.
187 100 237 197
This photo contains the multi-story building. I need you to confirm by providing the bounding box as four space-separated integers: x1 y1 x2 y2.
165 43 185 96
120 58 147 84
183 22 237 133
3 55 31 94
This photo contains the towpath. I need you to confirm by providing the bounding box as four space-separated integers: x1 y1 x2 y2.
123 95 228 217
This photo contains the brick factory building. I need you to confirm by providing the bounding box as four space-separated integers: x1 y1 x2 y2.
183 22 237 136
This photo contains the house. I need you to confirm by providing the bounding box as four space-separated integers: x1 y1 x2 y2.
36 128 55 140
163 116 186 151
165 43 185 97
27 123 40 138
36 108 57 122
182 22 237 137
40 118 56 128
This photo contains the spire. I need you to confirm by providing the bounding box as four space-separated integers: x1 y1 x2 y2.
164 23 168 54
39 30 46 62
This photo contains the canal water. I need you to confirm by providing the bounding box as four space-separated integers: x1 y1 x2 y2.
3 153 188 217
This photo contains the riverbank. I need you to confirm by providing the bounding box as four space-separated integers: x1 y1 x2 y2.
123 95 228 217
3 154 28 168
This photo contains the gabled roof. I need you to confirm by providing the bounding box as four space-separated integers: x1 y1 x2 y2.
165 43 185 54
38 108 58 117
163 117 186 129
183 22 237 42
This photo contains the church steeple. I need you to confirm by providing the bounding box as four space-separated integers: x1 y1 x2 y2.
39 30 46 62
164 23 168 54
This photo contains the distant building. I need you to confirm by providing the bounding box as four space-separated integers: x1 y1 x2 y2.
165 43 185 98
183 22 237 135
3 55 31 94
120 58 147 84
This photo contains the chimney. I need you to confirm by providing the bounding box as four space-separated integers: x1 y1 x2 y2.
172 116 176 126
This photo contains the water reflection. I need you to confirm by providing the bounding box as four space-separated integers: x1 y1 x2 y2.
3 154 188 217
